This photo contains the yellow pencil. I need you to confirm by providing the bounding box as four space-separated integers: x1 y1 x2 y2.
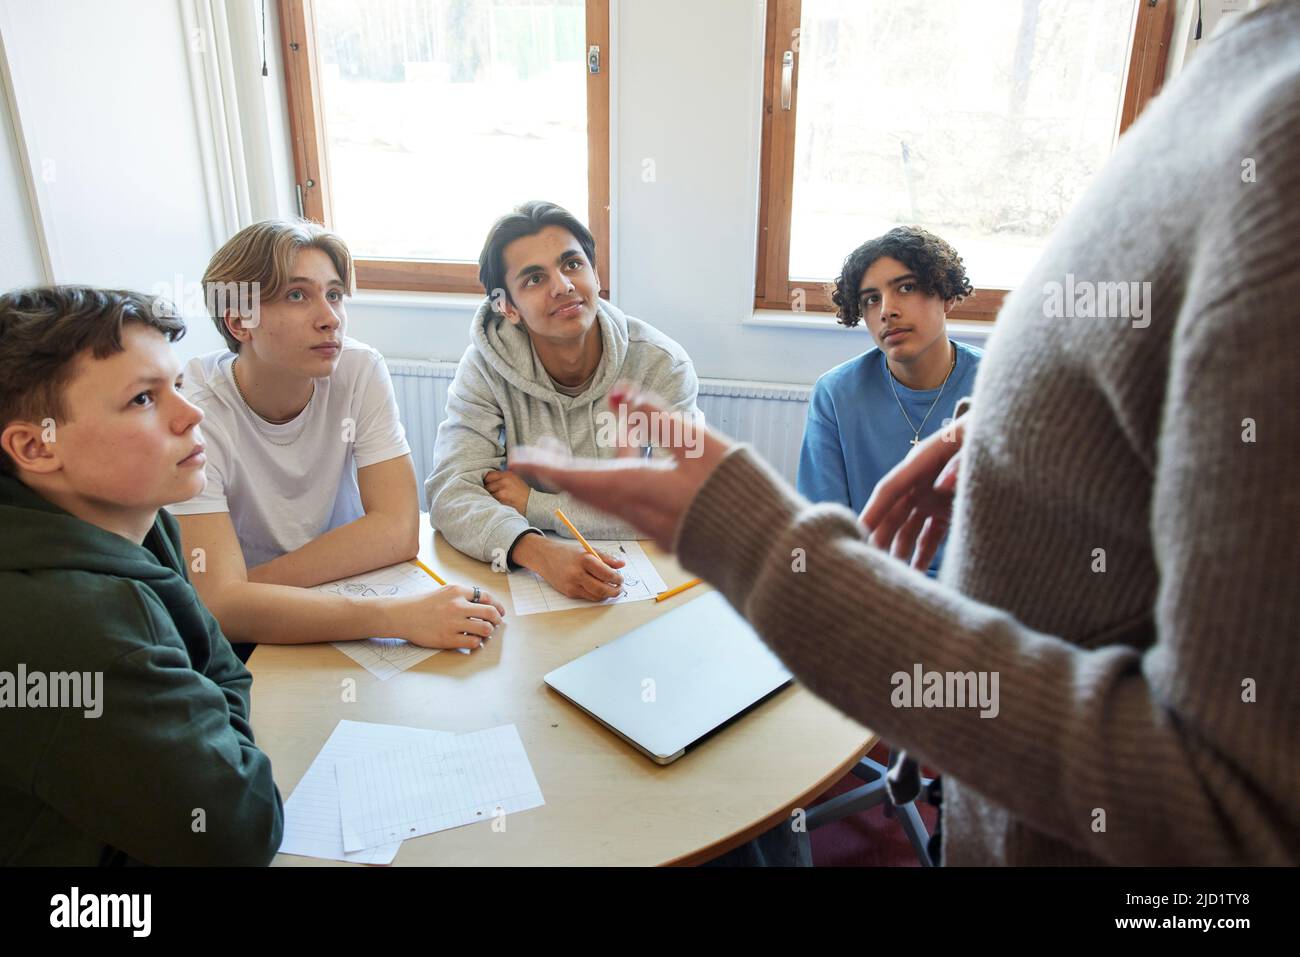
411 557 447 586
655 578 702 602
554 508 599 558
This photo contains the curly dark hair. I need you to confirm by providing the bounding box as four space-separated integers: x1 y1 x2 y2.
829 226 973 327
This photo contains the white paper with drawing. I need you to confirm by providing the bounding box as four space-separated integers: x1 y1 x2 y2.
335 724 545 852
312 562 445 680
278 719 455 864
506 537 667 615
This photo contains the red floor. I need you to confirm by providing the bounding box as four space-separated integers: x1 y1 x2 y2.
809 742 939 867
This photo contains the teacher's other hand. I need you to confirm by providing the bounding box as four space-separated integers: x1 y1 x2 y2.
508 387 731 551
861 413 967 571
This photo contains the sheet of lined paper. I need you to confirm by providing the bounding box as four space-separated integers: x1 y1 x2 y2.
336 724 544 852
279 720 454 864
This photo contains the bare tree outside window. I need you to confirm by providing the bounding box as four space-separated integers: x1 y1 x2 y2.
789 0 1136 288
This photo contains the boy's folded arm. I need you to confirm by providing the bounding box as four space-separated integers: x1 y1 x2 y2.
33 611 283 866
245 453 422 589
175 510 397 644
429 448 540 563
427 379 539 562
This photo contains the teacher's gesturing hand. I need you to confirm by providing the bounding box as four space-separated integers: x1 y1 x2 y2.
508 386 730 551
859 413 967 571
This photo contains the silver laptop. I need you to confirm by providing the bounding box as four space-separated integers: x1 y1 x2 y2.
543 591 793 764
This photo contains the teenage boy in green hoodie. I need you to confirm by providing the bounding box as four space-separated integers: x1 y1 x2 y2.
0 285 283 865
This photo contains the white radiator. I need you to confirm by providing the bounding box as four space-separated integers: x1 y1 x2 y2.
384 359 812 507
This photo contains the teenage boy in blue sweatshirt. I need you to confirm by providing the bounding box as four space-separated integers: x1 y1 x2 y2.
0 285 283 865
797 226 982 576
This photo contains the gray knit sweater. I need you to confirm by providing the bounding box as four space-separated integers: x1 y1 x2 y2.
675 1 1300 865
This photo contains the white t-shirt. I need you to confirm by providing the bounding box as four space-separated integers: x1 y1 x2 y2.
169 338 411 569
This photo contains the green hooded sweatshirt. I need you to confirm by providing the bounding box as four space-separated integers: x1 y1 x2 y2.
0 474 283 865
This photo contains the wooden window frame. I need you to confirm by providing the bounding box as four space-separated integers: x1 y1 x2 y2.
278 0 611 297
755 0 1176 321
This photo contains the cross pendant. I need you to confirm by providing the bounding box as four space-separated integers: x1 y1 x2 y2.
910 436 921 446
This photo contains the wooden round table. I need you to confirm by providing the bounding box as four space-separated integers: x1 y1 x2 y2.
250 524 875 865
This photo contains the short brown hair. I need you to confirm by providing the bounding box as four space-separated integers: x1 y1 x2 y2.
0 286 186 476
829 226 973 328
202 219 354 352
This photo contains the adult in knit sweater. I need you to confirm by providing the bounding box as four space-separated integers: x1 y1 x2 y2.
509 0 1300 865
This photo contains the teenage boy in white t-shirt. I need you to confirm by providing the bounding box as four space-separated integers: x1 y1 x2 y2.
171 220 504 659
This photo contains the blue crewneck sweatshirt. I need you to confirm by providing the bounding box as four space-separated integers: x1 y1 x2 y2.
796 339 982 573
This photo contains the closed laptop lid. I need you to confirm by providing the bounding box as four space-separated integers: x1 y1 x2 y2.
543 591 793 763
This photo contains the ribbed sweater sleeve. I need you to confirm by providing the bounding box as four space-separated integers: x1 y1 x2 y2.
678 419 1297 865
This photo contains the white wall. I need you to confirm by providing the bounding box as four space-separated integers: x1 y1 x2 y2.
0 0 228 361
0 25 45 290
612 0 878 383
0 0 306 362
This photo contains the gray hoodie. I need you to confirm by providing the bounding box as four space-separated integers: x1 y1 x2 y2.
426 298 699 563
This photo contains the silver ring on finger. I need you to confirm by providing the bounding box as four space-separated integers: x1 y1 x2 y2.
471 585 481 604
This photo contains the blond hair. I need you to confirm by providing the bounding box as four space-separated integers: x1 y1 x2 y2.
202 219 354 352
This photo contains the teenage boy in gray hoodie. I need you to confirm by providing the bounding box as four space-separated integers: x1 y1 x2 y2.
426 201 700 601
